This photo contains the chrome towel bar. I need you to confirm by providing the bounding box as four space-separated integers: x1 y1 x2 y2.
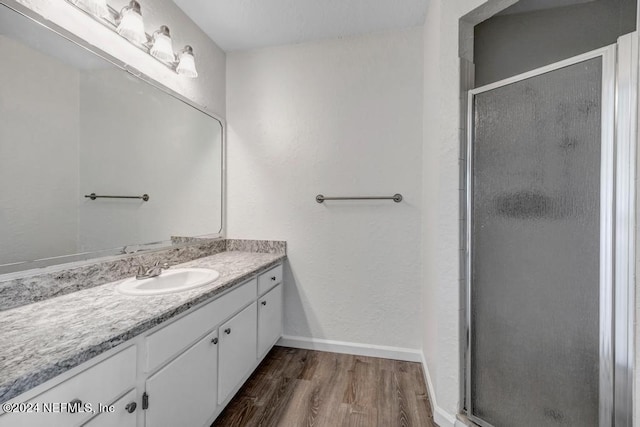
85 193 150 202
316 194 403 203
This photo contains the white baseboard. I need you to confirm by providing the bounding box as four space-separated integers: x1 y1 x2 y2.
420 352 459 427
277 335 422 362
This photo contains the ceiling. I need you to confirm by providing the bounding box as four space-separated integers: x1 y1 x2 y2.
172 0 429 52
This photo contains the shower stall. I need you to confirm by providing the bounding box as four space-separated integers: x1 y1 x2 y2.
465 34 636 427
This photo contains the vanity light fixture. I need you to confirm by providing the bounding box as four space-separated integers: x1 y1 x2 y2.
116 0 146 45
64 0 198 78
176 45 198 78
72 0 109 18
150 25 174 63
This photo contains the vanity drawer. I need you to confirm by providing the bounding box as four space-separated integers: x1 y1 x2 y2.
0 345 136 427
258 264 283 296
83 389 137 427
146 278 257 372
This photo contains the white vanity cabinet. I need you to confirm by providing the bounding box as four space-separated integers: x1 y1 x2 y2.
0 262 284 427
0 345 137 427
217 303 258 404
258 264 282 295
144 278 258 373
84 389 137 427
144 331 219 427
140 263 283 425
258 284 283 358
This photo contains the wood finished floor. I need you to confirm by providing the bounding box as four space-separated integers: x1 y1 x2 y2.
212 346 437 427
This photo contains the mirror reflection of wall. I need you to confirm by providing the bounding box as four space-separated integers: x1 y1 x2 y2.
0 6 223 272
78 70 221 253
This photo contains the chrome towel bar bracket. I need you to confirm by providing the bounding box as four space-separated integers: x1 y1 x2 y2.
316 194 403 203
85 193 150 202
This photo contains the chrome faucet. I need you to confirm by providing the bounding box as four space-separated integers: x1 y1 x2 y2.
136 260 168 280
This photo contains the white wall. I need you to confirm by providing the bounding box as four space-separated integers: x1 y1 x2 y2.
421 0 443 421
420 0 504 423
226 28 424 352
0 35 80 264
8 0 226 118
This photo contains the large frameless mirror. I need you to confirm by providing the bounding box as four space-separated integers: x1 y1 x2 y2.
0 4 223 274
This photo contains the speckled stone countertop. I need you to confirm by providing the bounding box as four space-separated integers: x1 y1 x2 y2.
0 251 285 404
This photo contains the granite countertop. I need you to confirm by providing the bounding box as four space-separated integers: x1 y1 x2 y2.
0 251 285 404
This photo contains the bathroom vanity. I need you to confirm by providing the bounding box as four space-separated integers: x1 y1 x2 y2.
0 251 284 427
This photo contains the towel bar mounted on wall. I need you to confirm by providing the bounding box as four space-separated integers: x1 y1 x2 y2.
85 193 150 202
315 194 403 203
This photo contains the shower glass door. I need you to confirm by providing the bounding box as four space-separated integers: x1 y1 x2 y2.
467 46 616 427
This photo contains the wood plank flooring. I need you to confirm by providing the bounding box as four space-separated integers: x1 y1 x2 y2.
212 346 437 427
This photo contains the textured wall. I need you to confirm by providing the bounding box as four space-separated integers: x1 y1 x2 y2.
226 28 423 351
0 35 80 264
421 0 442 418
421 0 496 422
474 0 636 86
7 0 225 117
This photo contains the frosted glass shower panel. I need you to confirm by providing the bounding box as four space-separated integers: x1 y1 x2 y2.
470 58 602 426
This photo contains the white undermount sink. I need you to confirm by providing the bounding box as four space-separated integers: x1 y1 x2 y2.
117 268 220 296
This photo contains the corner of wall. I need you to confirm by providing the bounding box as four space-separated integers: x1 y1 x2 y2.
421 351 458 427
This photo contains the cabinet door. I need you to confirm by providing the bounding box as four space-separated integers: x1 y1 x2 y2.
145 331 218 427
258 284 283 358
146 278 257 372
84 389 137 427
218 303 257 404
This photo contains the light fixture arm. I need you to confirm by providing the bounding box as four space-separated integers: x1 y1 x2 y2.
154 25 171 38
120 0 141 17
181 45 194 57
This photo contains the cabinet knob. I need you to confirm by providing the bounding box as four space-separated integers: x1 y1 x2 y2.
125 402 137 413
271 276 276 281
211 337 218 344
69 399 82 413
261 301 267 306
224 328 231 334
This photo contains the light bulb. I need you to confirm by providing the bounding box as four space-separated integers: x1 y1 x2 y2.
176 45 198 78
150 26 175 63
117 0 146 45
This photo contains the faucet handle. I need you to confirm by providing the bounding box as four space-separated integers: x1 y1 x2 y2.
136 264 147 277
134 258 148 276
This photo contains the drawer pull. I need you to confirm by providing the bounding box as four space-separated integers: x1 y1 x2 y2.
212 337 218 344
271 276 276 281
69 399 82 413
125 402 137 413
261 301 267 306
224 328 231 335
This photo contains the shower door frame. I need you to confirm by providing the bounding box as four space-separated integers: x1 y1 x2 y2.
465 37 636 427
